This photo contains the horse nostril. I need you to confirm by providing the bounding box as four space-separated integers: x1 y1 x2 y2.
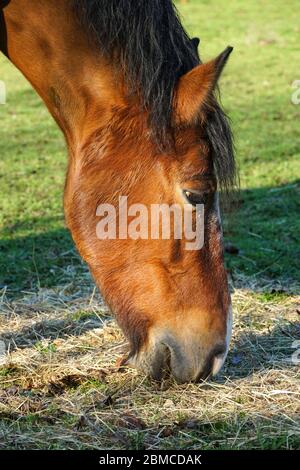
148 343 172 382
195 364 211 383
194 344 227 382
165 344 172 374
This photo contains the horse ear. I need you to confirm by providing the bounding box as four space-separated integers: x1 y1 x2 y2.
191 37 200 51
174 46 233 125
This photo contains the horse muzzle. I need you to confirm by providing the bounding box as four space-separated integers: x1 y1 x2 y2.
128 307 232 383
129 333 229 383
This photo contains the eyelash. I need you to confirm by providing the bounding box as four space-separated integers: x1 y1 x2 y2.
183 190 209 206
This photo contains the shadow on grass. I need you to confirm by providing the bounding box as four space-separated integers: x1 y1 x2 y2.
224 180 300 288
0 315 104 352
0 221 86 295
221 320 300 380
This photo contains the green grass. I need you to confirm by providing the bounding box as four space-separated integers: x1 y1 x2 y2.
0 0 299 451
0 67 85 292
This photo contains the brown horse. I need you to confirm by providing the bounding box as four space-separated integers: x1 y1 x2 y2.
0 0 236 383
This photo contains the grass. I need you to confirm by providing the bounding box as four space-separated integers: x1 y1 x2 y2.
0 0 299 450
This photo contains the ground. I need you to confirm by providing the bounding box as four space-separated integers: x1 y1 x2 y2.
0 0 299 450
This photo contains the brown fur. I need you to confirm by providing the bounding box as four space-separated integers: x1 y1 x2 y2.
1 0 232 382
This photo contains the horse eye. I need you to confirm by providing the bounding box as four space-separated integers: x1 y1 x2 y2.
183 189 209 206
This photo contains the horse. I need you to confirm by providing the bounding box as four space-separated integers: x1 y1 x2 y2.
0 0 236 383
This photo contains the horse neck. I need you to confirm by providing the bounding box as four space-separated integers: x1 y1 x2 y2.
1 0 124 154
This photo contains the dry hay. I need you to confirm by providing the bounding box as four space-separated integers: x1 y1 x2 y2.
0 280 299 450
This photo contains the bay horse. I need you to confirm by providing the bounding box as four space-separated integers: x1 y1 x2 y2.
0 0 236 383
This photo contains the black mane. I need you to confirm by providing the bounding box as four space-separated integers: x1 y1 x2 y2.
73 0 236 191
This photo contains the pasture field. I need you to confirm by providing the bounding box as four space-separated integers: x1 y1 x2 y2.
0 0 299 450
